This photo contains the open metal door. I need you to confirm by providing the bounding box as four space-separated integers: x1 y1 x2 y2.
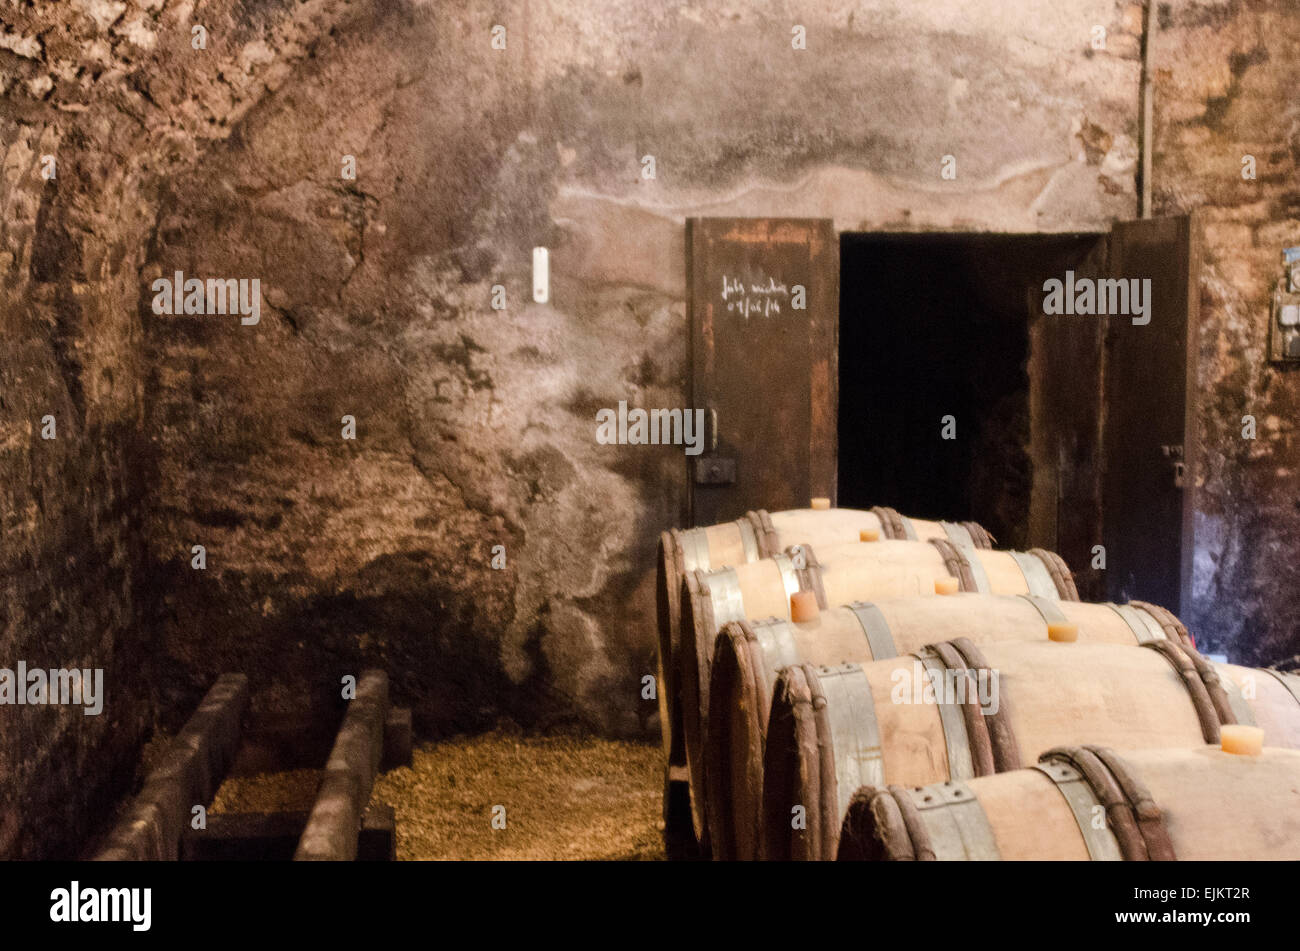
1101 214 1201 616
687 218 838 527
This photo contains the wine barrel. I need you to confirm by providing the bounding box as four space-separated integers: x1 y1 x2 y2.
656 507 992 762
762 638 1300 860
677 539 1076 846
838 743 1300 861
705 593 1195 860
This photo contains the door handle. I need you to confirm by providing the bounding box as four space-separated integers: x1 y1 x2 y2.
1162 445 1185 489
695 407 733 484
695 456 736 485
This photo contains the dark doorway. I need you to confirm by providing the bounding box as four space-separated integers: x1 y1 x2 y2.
837 233 1101 550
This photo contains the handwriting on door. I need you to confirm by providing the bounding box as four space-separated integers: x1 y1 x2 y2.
722 274 789 319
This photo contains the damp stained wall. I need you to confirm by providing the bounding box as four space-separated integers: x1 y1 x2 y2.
1 0 1296 858
134 0 1142 742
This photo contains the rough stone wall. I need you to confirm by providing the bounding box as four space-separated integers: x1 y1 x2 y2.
0 0 358 859
1153 0 1300 665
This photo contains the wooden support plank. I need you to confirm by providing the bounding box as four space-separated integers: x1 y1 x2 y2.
294 669 389 861
93 674 250 861
181 804 395 862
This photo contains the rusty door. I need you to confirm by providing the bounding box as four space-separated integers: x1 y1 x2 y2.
687 218 838 527
1101 214 1201 617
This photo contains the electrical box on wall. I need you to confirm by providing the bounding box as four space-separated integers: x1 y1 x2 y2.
1269 247 1300 362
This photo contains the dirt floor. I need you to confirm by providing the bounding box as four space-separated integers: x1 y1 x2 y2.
211 768 322 814
210 730 665 860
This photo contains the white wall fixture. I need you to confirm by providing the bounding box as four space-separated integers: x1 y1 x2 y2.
533 246 549 304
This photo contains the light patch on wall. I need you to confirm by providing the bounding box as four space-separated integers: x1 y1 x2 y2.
533 247 549 303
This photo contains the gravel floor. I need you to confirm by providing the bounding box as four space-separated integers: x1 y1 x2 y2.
375 731 664 860
210 730 665 860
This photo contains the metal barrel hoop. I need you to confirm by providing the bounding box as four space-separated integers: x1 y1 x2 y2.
1107 602 1163 644
961 520 995 549
1130 599 1197 652
1038 746 1155 861
928 537 978 592
1087 745 1176 861
848 600 899 660
812 662 886 849
1028 548 1080 600
1140 639 1225 743
870 506 907 540
912 645 982 780
927 641 998 777
1031 758 1124 861
887 784 938 861
900 781 1001 860
948 637 1022 772
746 510 782 559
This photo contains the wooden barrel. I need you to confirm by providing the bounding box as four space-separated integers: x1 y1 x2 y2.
762 638 1300 860
677 539 1075 846
705 594 1194 860
839 744 1300 861
656 507 992 763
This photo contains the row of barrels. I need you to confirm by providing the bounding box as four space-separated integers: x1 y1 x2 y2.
656 503 1300 860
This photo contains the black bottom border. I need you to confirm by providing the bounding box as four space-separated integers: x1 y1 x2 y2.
1 859 1286 939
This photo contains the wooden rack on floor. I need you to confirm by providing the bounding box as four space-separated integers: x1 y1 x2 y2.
91 670 412 861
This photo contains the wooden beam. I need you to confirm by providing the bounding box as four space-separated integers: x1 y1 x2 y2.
182 804 395 861
294 669 389 861
93 674 249 861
